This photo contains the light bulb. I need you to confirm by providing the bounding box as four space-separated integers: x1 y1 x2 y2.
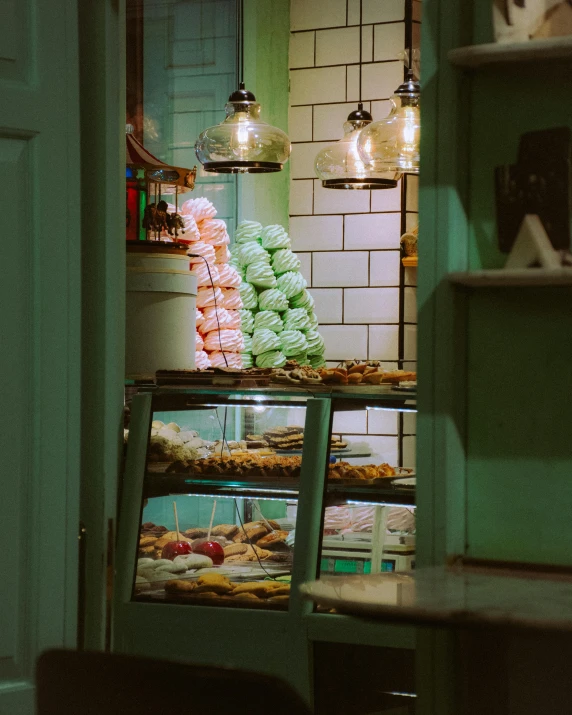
315 104 399 190
357 72 420 175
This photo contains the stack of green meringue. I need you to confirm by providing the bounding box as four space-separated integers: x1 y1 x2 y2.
233 221 327 369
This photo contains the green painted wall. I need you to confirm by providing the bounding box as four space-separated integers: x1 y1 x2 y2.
239 0 290 228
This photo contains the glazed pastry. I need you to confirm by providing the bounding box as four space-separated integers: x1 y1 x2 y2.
282 308 309 331
181 197 217 222
252 328 281 355
223 543 248 556
235 220 263 244
196 285 224 309
198 218 229 245
256 350 286 368
209 351 243 368
254 310 284 333
238 282 258 310
187 241 216 265
272 249 301 275
246 261 277 288
289 289 314 311
195 308 205 329
308 354 326 369
195 331 204 351
191 261 220 287
257 288 289 312
239 309 255 334
221 288 243 310
217 264 242 288
261 224 291 250
276 271 307 299
242 334 253 353
203 329 244 352
199 306 241 333
280 330 309 357
304 329 325 354
238 241 269 266
214 245 230 263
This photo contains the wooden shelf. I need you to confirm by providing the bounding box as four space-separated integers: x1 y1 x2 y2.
448 36 572 69
448 268 572 287
402 256 418 267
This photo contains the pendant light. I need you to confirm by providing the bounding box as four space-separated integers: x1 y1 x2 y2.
195 0 291 174
314 0 399 189
357 69 421 175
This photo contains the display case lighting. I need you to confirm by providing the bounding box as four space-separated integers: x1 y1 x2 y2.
346 500 416 509
183 490 298 502
365 405 417 413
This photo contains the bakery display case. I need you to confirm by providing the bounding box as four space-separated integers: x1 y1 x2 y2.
115 384 416 700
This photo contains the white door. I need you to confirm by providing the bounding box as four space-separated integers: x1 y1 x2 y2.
0 0 81 711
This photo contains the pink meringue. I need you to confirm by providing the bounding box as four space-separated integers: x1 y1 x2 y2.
176 214 201 243
187 242 216 265
199 218 230 246
203 329 244 353
195 308 205 329
215 245 230 264
181 197 217 222
195 350 212 370
217 264 242 288
221 288 243 310
209 351 243 369
199 307 241 334
195 331 204 351
196 285 224 309
191 261 220 287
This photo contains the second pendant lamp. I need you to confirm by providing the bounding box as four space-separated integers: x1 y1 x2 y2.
314 0 398 190
194 0 291 173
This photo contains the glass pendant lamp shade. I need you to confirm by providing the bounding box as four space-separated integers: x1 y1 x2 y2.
357 71 421 175
195 86 291 173
315 105 399 189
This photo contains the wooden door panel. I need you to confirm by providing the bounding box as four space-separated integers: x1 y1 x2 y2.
0 0 81 711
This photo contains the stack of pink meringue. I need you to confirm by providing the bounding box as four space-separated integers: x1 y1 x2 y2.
180 197 243 370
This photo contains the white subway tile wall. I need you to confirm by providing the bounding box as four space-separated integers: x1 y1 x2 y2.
289 0 418 465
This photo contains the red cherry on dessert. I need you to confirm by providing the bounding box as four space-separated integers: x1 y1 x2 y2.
192 540 224 565
161 540 193 560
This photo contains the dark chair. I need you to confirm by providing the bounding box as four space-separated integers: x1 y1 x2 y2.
36 649 311 715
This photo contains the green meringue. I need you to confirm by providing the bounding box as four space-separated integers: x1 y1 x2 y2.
238 241 270 267
304 329 325 354
254 310 284 333
241 352 254 368
235 220 262 244
239 309 255 334
258 288 289 312
289 352 309 365
307 311 319 329
290 289 314 311
252 328 281 355
261 224 291 250
280 330 309 357
239 282 258 310
242 335 253 353
276 271 307 299
283 308 310 331
308 354 326 369
272 248 301 275
256 350 287 368
246 261 277 288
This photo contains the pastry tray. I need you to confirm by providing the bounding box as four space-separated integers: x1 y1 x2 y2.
134 590 289 609
328 468 415 487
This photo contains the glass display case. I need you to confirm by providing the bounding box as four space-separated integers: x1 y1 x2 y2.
118 386 416 613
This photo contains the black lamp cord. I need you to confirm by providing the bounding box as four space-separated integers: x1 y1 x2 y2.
188 253 228 367
236 0 244 87
358 0 362 108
